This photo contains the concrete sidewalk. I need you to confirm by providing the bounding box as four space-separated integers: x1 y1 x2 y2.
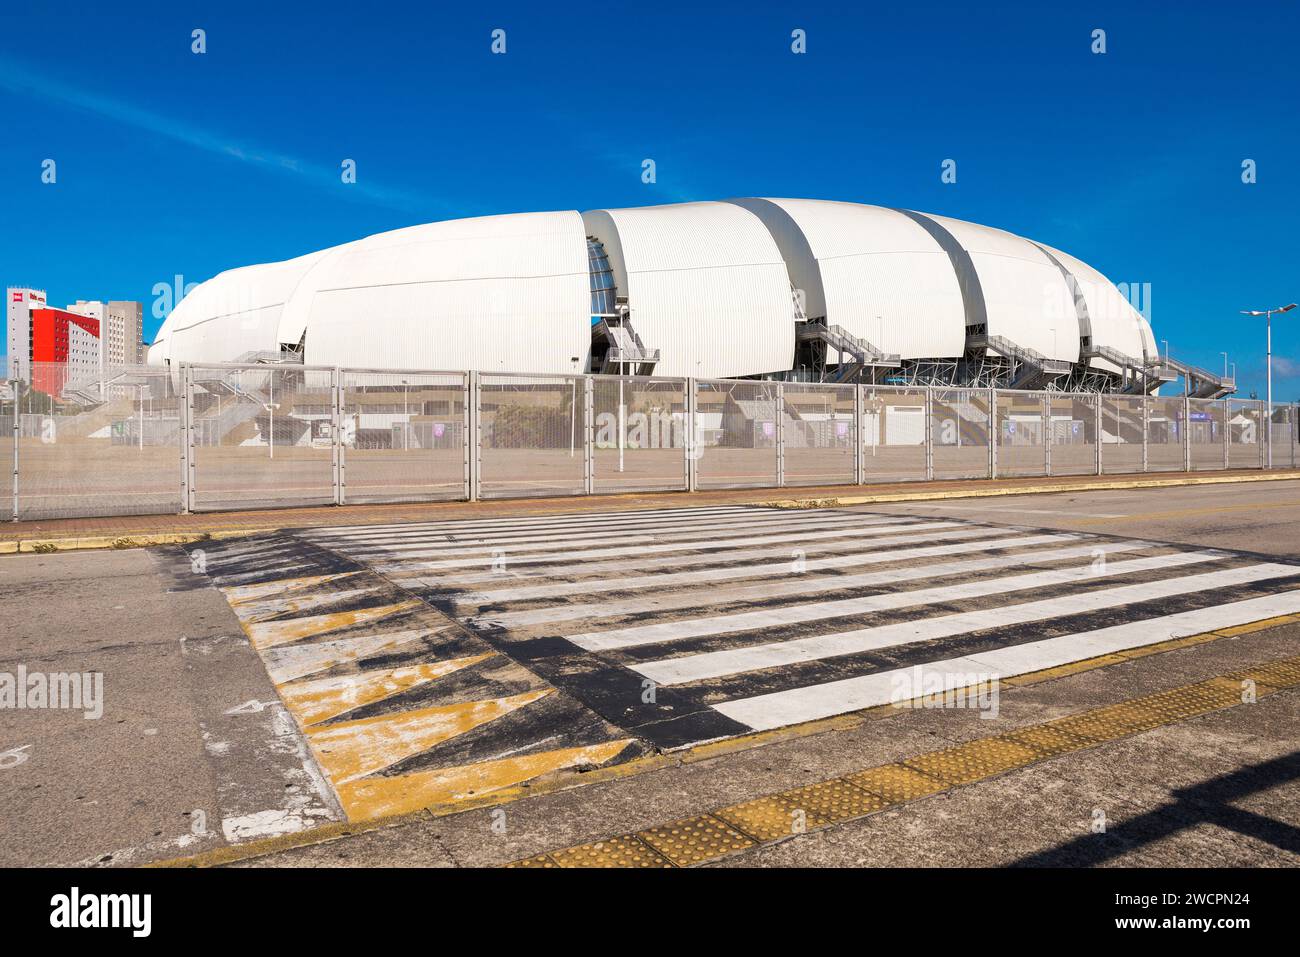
3 467 1298 553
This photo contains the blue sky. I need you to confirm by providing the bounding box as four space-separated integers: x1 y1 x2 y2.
1 1 1296 396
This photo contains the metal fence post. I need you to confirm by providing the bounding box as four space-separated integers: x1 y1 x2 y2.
468 370 481 501
987 387 996 479
1261 400 1268 470
11 380 21 522
1223 399 1230 471
1095 396 1103 475
1043 392 1051 477
176 366 188 515
331 368 343 505
1142 394 1149 472
854 384 865 485
776 382 786 487
1183 395 1192 472
583 376 595 495
686 377 699 492
460 372 471 500
182 365 196 513
924 387 934 481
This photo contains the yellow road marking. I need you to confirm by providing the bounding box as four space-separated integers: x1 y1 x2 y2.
511 654 1300 867
223 573 357 605
278 657 495 727
242 599 422 650
335 738 635 822
307 689 552 785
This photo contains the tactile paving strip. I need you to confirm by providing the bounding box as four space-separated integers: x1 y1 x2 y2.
716 796 820 842
844 763 946 803
902 738 1039 787
509 653 1300 867
549 835 671 868
638 815 756 866
998 723 1094 759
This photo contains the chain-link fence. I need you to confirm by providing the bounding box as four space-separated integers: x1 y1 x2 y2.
1228 399 1265 470
188 365 336 511
783 382 857 486
2 359 1295 522
995 390 1046 477
1100 394 1145 474
1188 398 1226 471
592 376 688 494
862 385 928 482
477 373 587 499
340 370 468 504
7 363 181 520
694 379 780 489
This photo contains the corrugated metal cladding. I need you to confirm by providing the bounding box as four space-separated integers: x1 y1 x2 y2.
917 213 1081 363
1038 243 1151 369
582 202 796 378
150 250 329 367
732 199 966 359
301 211 591 375
148 197 1153 382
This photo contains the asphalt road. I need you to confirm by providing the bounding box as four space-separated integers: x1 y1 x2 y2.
1 477 1297 867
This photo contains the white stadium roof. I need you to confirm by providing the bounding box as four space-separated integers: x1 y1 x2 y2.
149 198 1158 387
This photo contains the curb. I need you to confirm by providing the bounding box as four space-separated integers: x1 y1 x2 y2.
0 527 271 556
758 470 1300 509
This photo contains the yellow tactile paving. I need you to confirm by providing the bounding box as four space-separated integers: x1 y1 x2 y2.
903 738 1039 787
549 835 671 868
242 599 424 650
334 739 636 821
307 689 553 785
715 796 815 842
510 654 1300 867
845 763 947 803
638 815 756 866
998 723 1094 759
505 854 560 868
278 657 495 727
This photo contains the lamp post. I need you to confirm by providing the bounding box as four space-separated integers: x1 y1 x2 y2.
1241 303 1297 467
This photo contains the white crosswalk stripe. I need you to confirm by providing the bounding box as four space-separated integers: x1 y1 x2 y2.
302 504 1300 745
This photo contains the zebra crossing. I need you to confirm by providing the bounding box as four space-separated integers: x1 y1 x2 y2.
297 504 1300 749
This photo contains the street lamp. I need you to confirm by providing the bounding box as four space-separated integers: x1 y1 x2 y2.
1240 302 1297 467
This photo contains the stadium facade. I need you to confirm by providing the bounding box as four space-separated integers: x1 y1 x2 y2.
147 199 1232 397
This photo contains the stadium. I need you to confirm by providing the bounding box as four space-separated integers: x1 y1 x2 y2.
147 199 1234 398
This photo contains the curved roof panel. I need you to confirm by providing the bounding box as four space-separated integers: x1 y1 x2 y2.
582 202 795 378
914 213 1081 363
148 250 328 368
729 198 967 359
293 211 591 374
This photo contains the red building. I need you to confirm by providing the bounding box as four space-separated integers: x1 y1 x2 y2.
29 307 102 396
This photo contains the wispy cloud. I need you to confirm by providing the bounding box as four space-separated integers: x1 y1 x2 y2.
0 57 451 215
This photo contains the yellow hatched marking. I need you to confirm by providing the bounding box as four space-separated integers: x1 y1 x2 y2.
243 599 423 650
232 587 383 625
262 630 433 685
335 738 635 822
308 688 552 785
223 573 357 606
278 656 494 727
